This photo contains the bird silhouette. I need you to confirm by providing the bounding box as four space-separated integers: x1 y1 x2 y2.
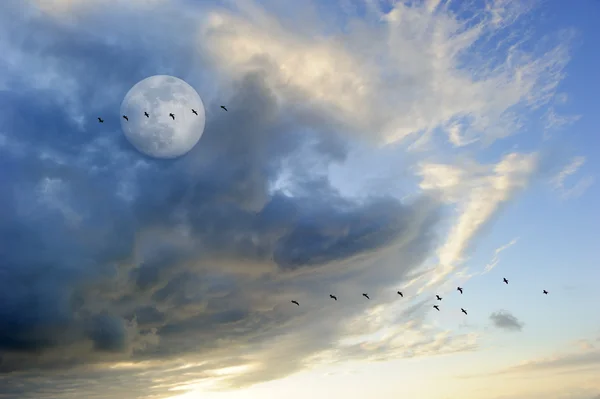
192 109 198 115
457 287 463 294
97 117 104 123
169 113 175 120
330 294 337 301
461 308 468 315
503 278 509 284
144 112 149 118
436 295 442 301
122 115 128 121
433 305 440 311
362 293 370 300
543 290 548 295
397 291 403 297
291 300 299 306
220 105 228 111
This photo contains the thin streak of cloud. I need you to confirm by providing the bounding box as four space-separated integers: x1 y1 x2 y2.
551 156 594 200
543 107 581 136
495 350 600 375
484 237 519 273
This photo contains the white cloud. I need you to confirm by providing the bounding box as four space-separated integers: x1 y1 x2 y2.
200 0 572 147
418 152 538 285
543 107 581 135
562 176 595 200
447 122 480 147
553 156 585 187
484 237 518 273
552 156 594 200
321 305 479 365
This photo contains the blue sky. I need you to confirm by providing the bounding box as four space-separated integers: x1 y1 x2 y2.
0 0 599 398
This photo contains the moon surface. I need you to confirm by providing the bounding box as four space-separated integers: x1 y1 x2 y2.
120 75 206 159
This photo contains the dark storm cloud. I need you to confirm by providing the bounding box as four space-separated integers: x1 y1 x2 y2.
490 310 524 332
0 1 442 397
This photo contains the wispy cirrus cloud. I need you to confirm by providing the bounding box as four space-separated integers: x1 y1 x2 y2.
551 156 594 200
484 237 519 273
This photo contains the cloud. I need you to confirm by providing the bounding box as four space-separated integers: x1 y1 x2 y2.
201 0 572 147
418 153 538 286
490 310 524 332
496 349 600 375
458 340 600 397
543 107 581 134
0 0 575 397
0 0 437 396
573 339 596 351
484 237 519 273
551 156 594 200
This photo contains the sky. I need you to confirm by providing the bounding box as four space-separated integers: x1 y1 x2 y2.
0 0 599 398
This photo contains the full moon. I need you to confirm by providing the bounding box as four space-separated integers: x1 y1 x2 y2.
120 75 206 159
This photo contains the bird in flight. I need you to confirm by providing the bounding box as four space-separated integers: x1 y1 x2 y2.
436 295 442 301
461 308 468 315
192 109 198 115
503 278 509 285
291 300 299 306
543 290 548 295
457 287 463 294
397 291 403 297
144 112 149 118
330 294 337 301
122 115 128 121
97 117 104 123
362 293 370 300
169 113 175 120
220 105 228 111
433 305 440 311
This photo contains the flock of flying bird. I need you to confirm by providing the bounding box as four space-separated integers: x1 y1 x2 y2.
290 277 549 315
97 107 551 316
96 105 228 124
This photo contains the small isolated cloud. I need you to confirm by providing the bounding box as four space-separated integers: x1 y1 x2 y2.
490 310 524 332
484 238 519 273
551 156 594 200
